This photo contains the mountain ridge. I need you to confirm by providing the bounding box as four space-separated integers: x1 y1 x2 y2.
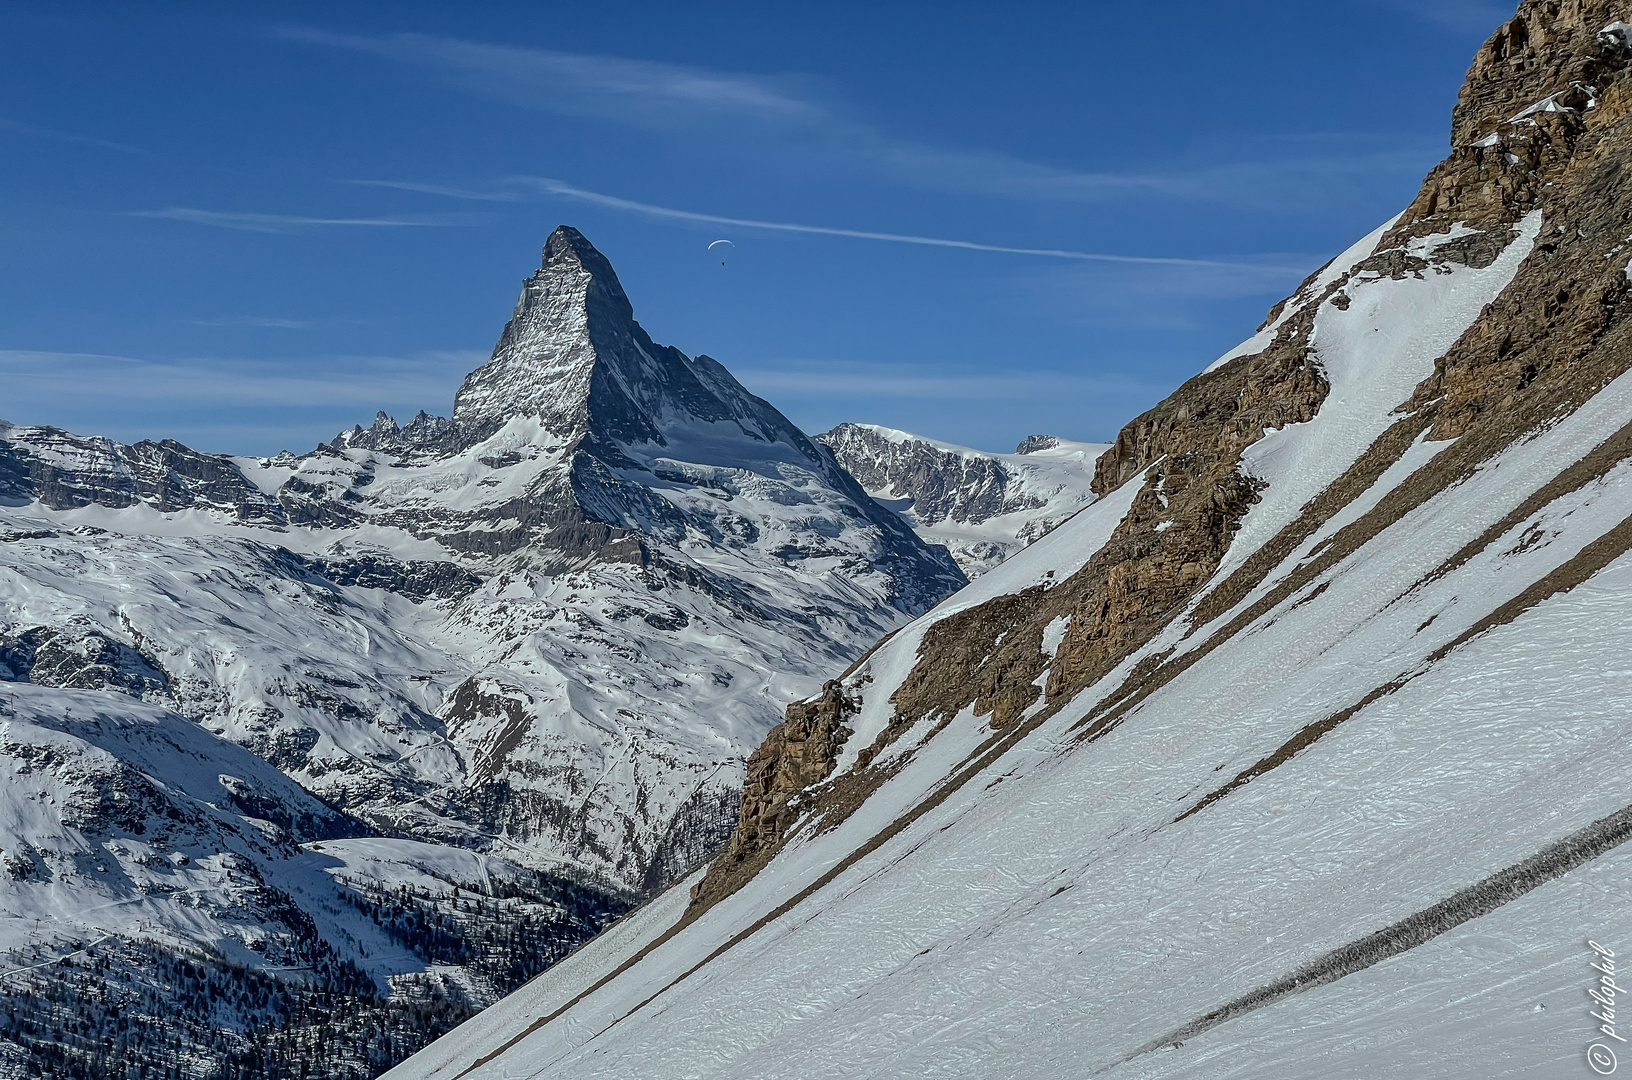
2 228 965 897
0 226 982 1075
816 422 1106 576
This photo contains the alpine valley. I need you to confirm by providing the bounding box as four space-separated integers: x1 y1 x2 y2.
383 4 1632 1079
0 226 1011 1077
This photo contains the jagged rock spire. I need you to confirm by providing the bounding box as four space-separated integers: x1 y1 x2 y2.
448 225 815 460
450 226 649 443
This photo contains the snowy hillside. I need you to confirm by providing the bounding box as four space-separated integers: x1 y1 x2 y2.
0 678 623 1071
0 679 582 983
817 423 1106 576
0 227 964 900
385 6 1632 1078
0 227 968 1074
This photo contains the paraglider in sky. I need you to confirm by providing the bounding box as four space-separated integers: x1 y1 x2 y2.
708 238 734 265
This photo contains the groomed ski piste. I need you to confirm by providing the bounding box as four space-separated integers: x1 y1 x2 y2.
385 204 1632 1079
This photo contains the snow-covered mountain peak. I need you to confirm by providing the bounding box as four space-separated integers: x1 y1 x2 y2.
817 422 1107 576
332 409 451 454
447 225 787 460
1013 434 1060 454
449 225 620 443
2 225 967 908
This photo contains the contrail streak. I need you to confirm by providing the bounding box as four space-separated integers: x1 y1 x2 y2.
513 177 1287 270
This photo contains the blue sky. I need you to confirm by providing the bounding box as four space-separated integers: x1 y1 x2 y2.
0 1 1513 455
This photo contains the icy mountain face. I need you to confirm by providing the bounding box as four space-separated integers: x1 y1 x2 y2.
816 422 1107 576
391 7 1632 1080
0 227 964 902
449 224 667 447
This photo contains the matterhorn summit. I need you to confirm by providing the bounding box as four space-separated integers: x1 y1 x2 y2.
278 228 964 600
450 224 725 447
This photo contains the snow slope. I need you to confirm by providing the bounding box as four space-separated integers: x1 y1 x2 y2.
385 18 1632 1069
0 681 426 977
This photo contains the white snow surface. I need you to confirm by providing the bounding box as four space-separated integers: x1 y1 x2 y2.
0 682 518 982
380 208 1632 1080
0 429 917 894
1203 214 1402 374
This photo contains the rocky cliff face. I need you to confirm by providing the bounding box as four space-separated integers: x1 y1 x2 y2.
816 423 1106 576
332 409 451 454
448 228 763 449
0 422 285 523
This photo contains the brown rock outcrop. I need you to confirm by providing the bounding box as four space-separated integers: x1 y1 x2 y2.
689 0 1632 918
690 679 856 906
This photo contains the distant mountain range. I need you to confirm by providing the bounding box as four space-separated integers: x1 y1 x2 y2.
817 423 1105 577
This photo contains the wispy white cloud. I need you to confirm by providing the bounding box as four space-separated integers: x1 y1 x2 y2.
734 360 1164 403
1371 0 1511 34
186 316 313 329
127 207 476 233
1004 251 1315 333
349 179 521 202
736 360 1179 450
0 115 145 155
278 28 824 128
950 141 1436 208
282 28 1434 211
0 349 477 408
0 349 484 455
512 176 1299 269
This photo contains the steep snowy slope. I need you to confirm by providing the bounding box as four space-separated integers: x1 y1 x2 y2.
387 6 1632 1079
816 423 1106 576
0 227 966 1075
0 227 963 898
